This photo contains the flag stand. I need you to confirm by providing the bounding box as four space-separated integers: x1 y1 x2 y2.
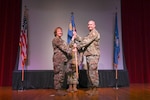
21 66 25 90
18 67 24 91
18 81 24 91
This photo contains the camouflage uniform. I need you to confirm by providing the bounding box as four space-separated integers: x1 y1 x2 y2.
52 36 72 90
75 29 100 88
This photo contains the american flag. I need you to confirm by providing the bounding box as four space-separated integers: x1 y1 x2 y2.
19 8 28 68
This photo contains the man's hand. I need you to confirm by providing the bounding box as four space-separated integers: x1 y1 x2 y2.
73 31 77 38
71 31 77 41
72 43 77 52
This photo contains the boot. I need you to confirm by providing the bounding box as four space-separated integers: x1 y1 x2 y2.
86 87 98 96
67 85 73 92
92 87 98 95
56 89 67 96
73 84 78 92
85 88 92 95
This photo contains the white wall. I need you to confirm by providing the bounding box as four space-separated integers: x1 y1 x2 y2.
18 0 124 70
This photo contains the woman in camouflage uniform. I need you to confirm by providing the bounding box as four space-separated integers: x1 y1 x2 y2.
52 27 75 96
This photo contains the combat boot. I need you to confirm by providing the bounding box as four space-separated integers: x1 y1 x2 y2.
56 89 67 96
67 85 73 92
73 84 78 92
85 87 93 95
92 87 98 95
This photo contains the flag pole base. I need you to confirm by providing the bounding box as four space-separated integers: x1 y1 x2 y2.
113 79 119 89
18 81 24 91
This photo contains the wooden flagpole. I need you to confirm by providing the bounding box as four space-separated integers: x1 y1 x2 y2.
114 64 118 89
115 65 118 80
74 46 78 79
19 6 28 90
22 66 24 81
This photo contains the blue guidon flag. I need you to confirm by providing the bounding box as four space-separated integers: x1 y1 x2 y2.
67 12 76 44
113 12 120 68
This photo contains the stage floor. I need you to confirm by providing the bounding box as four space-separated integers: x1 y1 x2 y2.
0 84 150 100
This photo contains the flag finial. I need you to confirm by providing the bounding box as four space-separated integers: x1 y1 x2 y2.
71 12 74 15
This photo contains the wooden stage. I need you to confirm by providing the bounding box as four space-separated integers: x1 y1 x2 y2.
0 84 150 100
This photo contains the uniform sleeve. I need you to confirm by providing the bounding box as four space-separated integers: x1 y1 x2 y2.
53 38 71 54
76 31 98 50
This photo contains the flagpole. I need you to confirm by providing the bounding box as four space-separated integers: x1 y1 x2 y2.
67 12 78 80
115 65 118 89
19 65 24 91
19 6 28 91
71 12 78 79
113 11 120 90
116 69 118 89
115 67 118 79
22 66 24 81
74 46 78 79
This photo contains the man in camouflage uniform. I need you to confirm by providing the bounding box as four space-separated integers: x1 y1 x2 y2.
74 20 100 95
52 27 75 96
